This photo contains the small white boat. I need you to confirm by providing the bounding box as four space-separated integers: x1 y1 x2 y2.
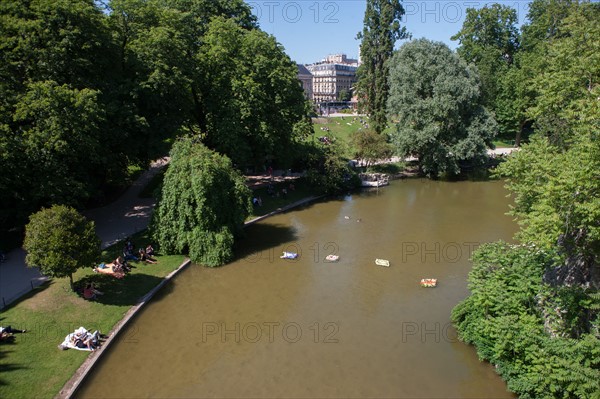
360 173 389 188
420 278 437 288
325 254 339 262
375 258 390 267
280 252 298 259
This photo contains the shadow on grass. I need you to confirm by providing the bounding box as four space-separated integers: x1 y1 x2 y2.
0 340 27 386
1 280 54 311
75 273 164 306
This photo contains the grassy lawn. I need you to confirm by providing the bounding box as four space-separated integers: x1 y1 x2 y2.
312 116 396 158
312 116 364 157
493 138 516 148
0 230 185 399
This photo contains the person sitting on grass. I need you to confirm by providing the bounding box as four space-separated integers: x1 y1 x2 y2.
123 245 138 261
114 256 130 273
83 283 104 300
138 248 158 264
145 244 155 257
72 328 99 351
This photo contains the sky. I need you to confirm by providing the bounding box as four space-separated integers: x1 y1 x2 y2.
249 0 533 64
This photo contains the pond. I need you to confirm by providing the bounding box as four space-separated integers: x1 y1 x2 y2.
78 179 517 398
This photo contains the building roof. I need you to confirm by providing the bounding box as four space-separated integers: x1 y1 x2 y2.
297 64 312 76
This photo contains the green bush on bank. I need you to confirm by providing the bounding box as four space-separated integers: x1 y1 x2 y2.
452 242 600 398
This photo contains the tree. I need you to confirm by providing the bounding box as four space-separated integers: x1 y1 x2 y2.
196 17 311 169
338 89 351 102
350 129 393 168
505 0 585 147
527 2 600 146
355 0 409 134
496 132 599 282
23 205 101 289
151 136 252 266
305 139 358 194
451 4 521 142
387 39 497 177
0 0 118 233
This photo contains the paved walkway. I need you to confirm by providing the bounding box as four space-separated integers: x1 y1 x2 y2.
0 158 168 309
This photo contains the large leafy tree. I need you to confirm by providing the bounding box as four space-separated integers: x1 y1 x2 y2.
355 0 409 134
453 4 600 396
451 4 520 142
196 17 310 169
23 205 101 289
0 0 311 243
350 129 393 168
505 0 584 147
0 0 120 233
387 39 497 177
527 2 600 146
151 136 252 266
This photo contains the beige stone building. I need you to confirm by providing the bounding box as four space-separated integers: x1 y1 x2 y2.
304 54 359 105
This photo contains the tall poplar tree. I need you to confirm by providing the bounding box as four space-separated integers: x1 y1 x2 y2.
356 0 409 134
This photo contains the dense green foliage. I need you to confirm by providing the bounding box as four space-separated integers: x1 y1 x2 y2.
452 242 600 398
0 0 310 239
497 134 599 262
451 4 521 142
23 205 101 288
350 129 393 168
355 0 409 134
453 2 600 397
452 0 599 147
151 137 251 266
387 39 497 177
304 140 358 194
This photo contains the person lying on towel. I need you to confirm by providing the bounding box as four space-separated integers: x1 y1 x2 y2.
94 262 125 278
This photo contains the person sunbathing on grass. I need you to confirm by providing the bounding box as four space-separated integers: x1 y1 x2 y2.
0 325 27 341
114 256 130 273
94 262 125 278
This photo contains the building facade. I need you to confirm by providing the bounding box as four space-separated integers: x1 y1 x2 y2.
296 64 313 101
305 54 358 104
296 54 358 106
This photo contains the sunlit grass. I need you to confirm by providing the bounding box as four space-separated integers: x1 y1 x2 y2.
0 230 185 399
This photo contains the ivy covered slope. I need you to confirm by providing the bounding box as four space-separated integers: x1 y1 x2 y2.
451 2 599 397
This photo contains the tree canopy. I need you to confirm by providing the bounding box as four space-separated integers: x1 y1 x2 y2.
451 4 521 142
23 205 101 289
355 0 409 134
151 137 252 266
0 0 311 241
453 2 600 397
387 39 497 177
